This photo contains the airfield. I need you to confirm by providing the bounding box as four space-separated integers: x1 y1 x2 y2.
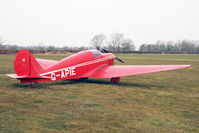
0 53 198 132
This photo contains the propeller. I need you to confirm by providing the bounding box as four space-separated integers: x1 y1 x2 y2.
115 56 124 63
101 49 124 63
101 49 109 53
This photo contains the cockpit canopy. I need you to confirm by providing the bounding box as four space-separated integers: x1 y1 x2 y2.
89 49 102 58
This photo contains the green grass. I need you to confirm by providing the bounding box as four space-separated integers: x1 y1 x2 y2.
0 53 199 133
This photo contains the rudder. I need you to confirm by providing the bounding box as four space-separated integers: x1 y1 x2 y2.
14 49 44 76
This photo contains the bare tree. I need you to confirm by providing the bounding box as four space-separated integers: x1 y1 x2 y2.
139 44 147 52
0 37 4 49
90 34 106 50
9 45 18 50
155 40 166 52
47 46 55 52
166 41 175 52
0 37 3 45
197 43 199 53
109 32 124 52
121 39 135 52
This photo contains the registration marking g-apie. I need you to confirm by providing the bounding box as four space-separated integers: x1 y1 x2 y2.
51 67 76 81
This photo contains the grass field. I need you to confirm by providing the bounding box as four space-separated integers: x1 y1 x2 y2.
0 53 199 133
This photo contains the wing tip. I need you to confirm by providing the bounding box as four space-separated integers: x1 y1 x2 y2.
182 65 191 68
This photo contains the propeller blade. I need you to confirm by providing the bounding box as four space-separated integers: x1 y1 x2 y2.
102 49 109 53
101 49 124 63
115 56 124 63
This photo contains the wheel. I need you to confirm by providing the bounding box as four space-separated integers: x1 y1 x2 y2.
110 77 120 83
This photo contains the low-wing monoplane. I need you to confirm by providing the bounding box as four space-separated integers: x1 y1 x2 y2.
6 49 190 86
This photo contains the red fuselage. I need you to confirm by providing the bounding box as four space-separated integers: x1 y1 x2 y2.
21 50 115 83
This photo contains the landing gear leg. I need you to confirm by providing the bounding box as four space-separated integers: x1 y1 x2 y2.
110 77 120 83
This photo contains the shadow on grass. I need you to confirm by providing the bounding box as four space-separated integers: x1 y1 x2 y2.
10 78 167 89
11 83 52 89
49 78 167 88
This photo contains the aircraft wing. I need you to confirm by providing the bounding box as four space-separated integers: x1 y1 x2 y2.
91 65 190 78
36 58 58 69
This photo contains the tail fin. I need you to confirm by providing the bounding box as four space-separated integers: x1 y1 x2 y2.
14 49 44 76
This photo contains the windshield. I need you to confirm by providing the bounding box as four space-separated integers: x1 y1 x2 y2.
89 50 101 58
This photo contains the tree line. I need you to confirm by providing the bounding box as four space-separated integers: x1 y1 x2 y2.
0 34 199 54
90 32 135 52
140 40 199 54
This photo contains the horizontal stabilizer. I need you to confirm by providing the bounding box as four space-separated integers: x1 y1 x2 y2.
6 74 51 79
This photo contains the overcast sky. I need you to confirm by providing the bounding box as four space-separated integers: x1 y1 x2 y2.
0 0 198 48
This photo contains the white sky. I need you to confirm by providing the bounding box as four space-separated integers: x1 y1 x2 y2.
0 0 198 49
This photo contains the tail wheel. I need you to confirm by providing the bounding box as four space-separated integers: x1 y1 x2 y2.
30 82 37 88
111 77 120 83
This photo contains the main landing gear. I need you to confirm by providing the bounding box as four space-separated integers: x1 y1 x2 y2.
111 77 120 83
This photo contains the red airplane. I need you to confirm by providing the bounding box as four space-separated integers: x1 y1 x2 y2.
7 49 190 86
